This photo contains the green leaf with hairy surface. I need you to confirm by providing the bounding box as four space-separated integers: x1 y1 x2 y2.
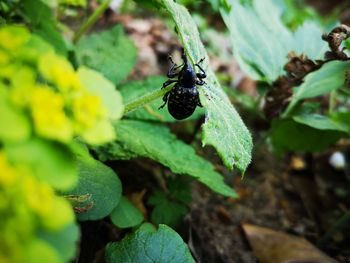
98 120 237 197
20 0 68 55
148 191 187 228
78 67 124 120
220 0 327 82
38 223 80 263
120 76 204 122
161 0 252 173
270 119 346 153
285 61 350 115
110 197 144 228
5 138 77 191
293 114 349 132
105 223 195 263
64 154 122 221
76 25 137 84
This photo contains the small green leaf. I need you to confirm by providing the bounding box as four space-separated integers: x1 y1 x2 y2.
270 119 346 153
105 223 195 263
5 138 77 191
110 196 144 228
64 154 122 221
38 223 80 263
0 96 31 143
161 0 252 173
76 25 137 84
120 76 204 122
98 120 238 198
78 67 124 120
148 191 187 228
293 114 349 132
285 61 350 115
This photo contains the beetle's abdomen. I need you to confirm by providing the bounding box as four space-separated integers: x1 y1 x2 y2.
167 86 199 120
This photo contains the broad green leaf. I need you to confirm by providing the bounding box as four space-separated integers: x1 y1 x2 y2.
120 76 204 122
110 197 144 228
20 0 68 55
221 0 291 81
270 119 346 153
38 223 80 263
5 138 77 191
76 25 137 84
293 22 328 60
105 224 195 263
64 154 122 221
98 120 238 197
293 114 349 132
285 61 350 115
148 191 187 228
78 67 124 120
0 96 31 143
221 0 328 82
161 0 252 173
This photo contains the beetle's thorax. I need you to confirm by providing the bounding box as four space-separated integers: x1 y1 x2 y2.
179 56 196 88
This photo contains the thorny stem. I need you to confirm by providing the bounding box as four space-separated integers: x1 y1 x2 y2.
73 0 112 43
123 85 173 115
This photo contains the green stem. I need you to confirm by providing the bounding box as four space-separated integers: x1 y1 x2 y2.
328 90 336 114
123 86 172 115
318 209 350 246
73 0 112 43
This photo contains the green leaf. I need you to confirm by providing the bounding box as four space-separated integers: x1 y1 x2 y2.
120 76 204 122
64 154 122 221
270 119 346 153
293 114 349 132
148 191 187 228
20 0 68 55
110 196 144 228
105 223 195 263
220 0 291 81
292 22 328 60
99 120 238 198
0 96 31 143
285 61 350 115
38 223 80 263
5 138 77 191
78 67 124 120
76 25 137 84
161 0 253 173
220 0 327 82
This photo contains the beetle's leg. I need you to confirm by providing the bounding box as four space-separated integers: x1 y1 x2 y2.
167 56 183 78
195 60 207 79
196 79 206 86
197 99 203 107
158 92 170 109
162 79 178 89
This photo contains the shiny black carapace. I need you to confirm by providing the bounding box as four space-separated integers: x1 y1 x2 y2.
158 51 207 120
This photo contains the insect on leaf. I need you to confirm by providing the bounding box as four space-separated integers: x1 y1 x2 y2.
160 0 253 173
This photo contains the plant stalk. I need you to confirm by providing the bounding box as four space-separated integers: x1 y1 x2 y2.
73 0 112 43
123 86 172 115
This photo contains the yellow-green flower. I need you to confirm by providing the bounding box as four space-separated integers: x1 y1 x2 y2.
0 26 29 52
30 86 73 142
38 52 82 92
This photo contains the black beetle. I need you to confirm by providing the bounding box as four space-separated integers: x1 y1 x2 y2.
158 51 207 120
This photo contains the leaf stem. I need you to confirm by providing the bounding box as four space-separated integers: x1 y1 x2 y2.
73 0 112 43
123 86 172 115
328 90 336 114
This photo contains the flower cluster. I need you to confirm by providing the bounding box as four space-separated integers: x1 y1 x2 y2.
0 25 115 145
